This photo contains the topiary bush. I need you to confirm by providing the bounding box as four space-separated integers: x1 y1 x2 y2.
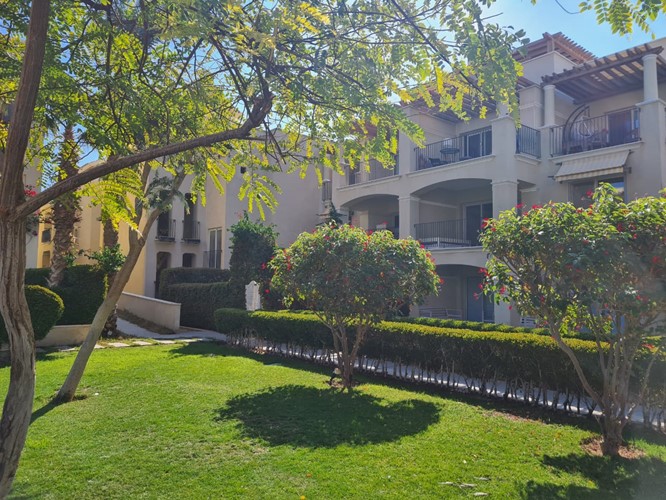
163 282 243 329
157 267 231 300
0 286 64 342
25 265 106 325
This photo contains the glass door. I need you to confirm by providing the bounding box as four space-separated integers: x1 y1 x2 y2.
464 202 492 246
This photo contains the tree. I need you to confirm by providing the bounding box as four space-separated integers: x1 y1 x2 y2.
480 185 666 456
0 0 535 494
270 224 440 391
228 213 278 309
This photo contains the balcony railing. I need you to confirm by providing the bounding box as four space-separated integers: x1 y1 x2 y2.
368 158 398 181
416 127 492 170
156 218 176 241
550 108 640 156
414 219 483 248
182 220 200 243
516 125 541 158
203 250 223 269
321 179 332 202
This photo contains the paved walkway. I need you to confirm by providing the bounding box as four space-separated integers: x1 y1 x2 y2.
116 318 226 342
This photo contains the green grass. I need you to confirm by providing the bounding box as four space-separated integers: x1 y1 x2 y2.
1 342 665 499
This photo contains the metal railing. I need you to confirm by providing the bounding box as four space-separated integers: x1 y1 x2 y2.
156 218 176 241
550 108 640 156
203 250 223 269
414 219 483 248
321 179 332 202
182 220 200 242
368 158 398 181
416 127 492 170
516 125 541 158
347 169 361 185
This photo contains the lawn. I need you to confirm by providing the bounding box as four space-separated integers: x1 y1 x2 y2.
1 342 665 499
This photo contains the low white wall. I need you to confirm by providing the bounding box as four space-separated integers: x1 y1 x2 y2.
37 324 90 347
117 292 181 331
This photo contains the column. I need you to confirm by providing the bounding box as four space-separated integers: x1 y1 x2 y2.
491 180 519 325
398 195 420 239
543 84 556 127
643 53 659 102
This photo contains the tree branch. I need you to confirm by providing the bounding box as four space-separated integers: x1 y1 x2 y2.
14 93 273 220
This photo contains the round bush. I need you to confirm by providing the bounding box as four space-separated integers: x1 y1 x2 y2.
0 285 65 342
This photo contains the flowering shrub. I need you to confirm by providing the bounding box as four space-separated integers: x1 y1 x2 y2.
480 184 666 456
270 224 439 390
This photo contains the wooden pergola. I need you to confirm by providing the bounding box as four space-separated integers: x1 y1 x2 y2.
542 45 666 104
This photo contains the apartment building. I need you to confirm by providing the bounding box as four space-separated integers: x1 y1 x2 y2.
330 32 666 326
36 166 323 298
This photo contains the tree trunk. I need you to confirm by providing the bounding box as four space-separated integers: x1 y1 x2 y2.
0 220 35 498
55 224 147 402
600 416 625 456
101 220 119 337
48 125 80 288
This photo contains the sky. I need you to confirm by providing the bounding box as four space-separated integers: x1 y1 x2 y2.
485 0 666 58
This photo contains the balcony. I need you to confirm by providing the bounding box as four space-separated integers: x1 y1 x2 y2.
182 220 200 243
416 127 492 170
345 157 398 186
516 125 541 158
414 219 483 249
550 108 640 156
156 217 176 242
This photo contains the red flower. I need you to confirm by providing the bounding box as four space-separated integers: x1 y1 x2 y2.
616 223 624 232
652 256 661 264
260 263 266 270
643 343 656 350
477 283 484 290
508 305 513 310
585 190 593 198
481 218 490 229
515 203 524 210
438 277 444 284
531 204 542 210
478 267 488 275
499 286 506 294
264 289 270 295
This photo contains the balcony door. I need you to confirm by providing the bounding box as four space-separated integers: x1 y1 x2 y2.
464 202 492 246
463 128 492 158
466 276 495 323
608 108 638 146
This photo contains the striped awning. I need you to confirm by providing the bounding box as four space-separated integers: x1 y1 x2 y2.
554 150 629 182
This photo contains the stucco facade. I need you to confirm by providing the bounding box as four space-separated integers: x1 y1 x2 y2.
331 33 666 326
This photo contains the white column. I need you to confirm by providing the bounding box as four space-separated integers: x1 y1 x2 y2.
398 195 420 239
491 180 518 218
643 53 659 102
543 84 556 127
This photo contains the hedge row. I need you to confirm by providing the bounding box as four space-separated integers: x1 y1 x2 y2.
392 316 550 335
157 267 231 300
214 309 665 424
163 282 243 329
0 286 64 342
25 266 106 325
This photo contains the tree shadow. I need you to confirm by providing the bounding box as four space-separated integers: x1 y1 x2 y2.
215 384 440 448
520 452 666 499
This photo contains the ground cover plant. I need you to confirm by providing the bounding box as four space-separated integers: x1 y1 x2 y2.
1 343 664 498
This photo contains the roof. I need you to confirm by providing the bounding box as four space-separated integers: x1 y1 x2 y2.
542 44 666 103
514 32 595 65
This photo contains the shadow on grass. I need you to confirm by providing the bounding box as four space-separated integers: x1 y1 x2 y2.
520 452 666 499
215 384 440 448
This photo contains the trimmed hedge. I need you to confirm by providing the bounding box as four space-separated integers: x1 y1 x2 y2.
0 286 64 342
25 266 106 325
163 282 243 329
214 309 666 422
157 267 231 300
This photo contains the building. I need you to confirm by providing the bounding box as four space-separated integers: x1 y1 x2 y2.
37 165 324 298
330 33 666 326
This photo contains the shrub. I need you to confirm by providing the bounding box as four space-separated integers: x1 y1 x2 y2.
25 265 106 325
0 286 64 342
157 267 231 300
163 282 242 329
213 308 665 420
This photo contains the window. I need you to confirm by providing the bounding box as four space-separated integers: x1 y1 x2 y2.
208 229 223 268
463 128 492 159
571 176 625 208
182 253 195 268
182 193 199 241
41 251 51 268
41 228 51 243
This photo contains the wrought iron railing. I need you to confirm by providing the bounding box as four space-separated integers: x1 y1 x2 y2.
182 220 200 242
156 218 176 241
204 250 223 269
516 125 541 158
550 108 640 156
415 127 492 170
368 158 398 181
321 179 332 202
414 219 483 248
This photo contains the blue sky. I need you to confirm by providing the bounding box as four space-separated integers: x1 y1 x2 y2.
485 0 666 58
